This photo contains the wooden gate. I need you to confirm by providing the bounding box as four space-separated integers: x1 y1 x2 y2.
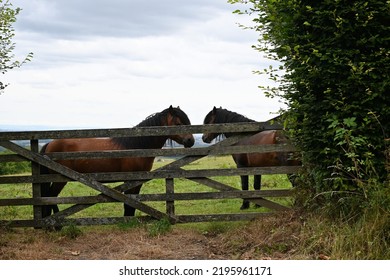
0 121 301 228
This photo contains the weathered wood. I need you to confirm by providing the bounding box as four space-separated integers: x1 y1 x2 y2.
247 198 291 211
0 154 26 163
30 139 43 226
0 140 169 222
32 156 208 222
166 178 175 220
189 177 237 192
0 122 301 227
40 144 297 160
0 122 282 141
0 212 280 227
0 166 301 184
0 216 155 228
176 213 277 223
89 166 301 181
0 190 292 206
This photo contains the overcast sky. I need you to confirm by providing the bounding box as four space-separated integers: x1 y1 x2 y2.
1 0 285 129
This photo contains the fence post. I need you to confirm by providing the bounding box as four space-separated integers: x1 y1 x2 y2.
165 178 175 221
30 139 43 228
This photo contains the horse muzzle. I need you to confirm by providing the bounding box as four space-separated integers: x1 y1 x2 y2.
183 136 195 148
202 134 212 144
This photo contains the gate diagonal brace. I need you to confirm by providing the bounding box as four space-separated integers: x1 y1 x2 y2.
0 140 169 223
59 136 247 219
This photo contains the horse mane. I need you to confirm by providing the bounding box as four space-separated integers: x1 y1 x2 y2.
207 108 256 140
112 107 190 149
214 108 255 123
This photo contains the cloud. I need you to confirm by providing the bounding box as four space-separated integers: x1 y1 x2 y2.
14 0 231 39
1 0 285 129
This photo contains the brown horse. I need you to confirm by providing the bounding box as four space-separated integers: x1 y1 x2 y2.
40 106 194 218
202 107 300 209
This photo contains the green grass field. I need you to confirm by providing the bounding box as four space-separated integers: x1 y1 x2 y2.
0 156 293 221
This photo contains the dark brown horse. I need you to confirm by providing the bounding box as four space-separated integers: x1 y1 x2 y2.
40 106 194 218
202 107 300 209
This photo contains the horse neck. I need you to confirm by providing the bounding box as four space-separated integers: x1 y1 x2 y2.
217 110 255 138
113 135 168 150
112 113 169 149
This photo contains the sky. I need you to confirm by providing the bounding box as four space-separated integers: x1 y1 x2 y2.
1 0 285 129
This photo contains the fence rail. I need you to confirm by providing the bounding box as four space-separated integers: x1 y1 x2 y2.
0 121 301 228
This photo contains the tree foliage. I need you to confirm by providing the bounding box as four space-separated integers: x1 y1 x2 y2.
1 0 32 93
230 0 389 211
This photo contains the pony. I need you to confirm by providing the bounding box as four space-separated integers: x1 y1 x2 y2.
40 105 194 218
202 106 300 209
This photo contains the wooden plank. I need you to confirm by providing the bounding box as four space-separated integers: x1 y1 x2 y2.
0 140 169 223
87 166 301 181
0 154 26 163
0 123 300 227
0 174 68 184
0 212 281 227
176 213 276 223
247 198 291 211
0 212 284 227
39 155 207 220
138 189 292 201
190 177 236 192
0 190 291 206
41 144 297 160
0 122 282 141
30 156 208 222
0 165 301 185
30 139 43 226
0 135 271 222
0 216 155 228
165 178 175 219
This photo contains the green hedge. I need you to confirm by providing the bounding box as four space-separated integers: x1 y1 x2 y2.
231 0 389 213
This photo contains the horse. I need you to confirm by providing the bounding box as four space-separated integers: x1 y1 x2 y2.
202 106 300 210
40 105 195 219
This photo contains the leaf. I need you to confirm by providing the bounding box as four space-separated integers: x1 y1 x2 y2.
343 117 357 128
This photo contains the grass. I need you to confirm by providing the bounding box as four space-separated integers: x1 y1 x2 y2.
2 156 389 259
0 155 294 221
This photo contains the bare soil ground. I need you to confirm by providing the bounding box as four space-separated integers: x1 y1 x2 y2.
0 212 311 260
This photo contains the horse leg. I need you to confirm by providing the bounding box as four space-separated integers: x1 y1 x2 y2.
240 175 250 210
40 182 53 218
40 182 65 230
49 182 66 214
254 175 261 190
254 175 262 208
48 182 67 231
123 184 142 216
287 174 297 188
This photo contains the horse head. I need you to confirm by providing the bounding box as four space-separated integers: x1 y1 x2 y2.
164 105 195 148
202 106 220 143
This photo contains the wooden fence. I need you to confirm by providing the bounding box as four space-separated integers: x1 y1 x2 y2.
0 121 301 228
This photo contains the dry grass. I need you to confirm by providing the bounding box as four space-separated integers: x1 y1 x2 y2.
3 209 386 260
0 212 309 260
0 225 227 260
212 212 305 259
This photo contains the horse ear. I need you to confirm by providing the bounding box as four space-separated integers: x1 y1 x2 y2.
168 105 175 115
213 106 217 113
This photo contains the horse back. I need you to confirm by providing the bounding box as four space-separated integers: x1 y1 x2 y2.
232 130 293 167
43 138 154 173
